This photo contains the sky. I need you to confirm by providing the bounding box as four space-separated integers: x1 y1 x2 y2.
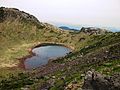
0 0 120 28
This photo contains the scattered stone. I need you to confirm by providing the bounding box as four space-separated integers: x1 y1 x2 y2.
79 38 85 42
106 50 109 53
66 83 73 89
52 76 56 79
81 74 85 77
21 87 29 90
80 54 83 57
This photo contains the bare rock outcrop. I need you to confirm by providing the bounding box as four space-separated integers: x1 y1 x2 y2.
80 27 110 35
82 71 120 90
0 7 39 23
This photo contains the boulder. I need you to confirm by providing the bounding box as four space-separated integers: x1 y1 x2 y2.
82 71 120 90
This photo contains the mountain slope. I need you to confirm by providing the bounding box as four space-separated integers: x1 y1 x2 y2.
0 7 120 90
0 7 77 67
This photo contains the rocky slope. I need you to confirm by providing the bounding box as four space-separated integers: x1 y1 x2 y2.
80 27 110 35
0 7 61 30
0 7 39 23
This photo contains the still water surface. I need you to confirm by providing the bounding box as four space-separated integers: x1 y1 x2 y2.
24 45 72 69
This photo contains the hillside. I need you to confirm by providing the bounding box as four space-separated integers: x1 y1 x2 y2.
0 7 120 90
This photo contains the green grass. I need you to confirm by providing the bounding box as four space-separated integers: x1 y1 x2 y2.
95 59 120 75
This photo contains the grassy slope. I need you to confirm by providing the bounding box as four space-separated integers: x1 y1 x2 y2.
0 19 90 73
1 32 119 90
32 33 120 90
0 12 120 89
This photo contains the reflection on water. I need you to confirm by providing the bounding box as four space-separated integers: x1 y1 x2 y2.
24 45 72 69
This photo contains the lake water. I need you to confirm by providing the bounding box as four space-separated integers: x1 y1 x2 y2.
24 45 72 69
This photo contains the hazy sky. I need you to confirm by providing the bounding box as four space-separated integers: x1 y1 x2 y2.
1 0 120 27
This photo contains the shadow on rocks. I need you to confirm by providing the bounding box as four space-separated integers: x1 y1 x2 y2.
82 70 120 90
